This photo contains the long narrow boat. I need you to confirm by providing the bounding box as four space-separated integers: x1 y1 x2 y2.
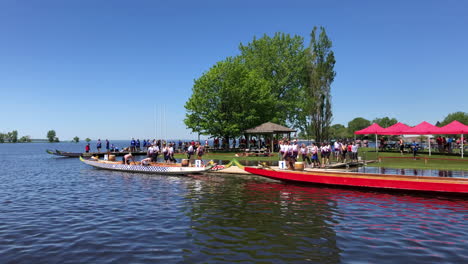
80 157 214 175
46 149 147 158
244 166 468 195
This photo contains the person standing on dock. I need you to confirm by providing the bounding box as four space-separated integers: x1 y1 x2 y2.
300 144 311 167
130 138 136 152
196 143 205 160
186 143 194 159
136 139 141 151
85 143 90 153
411 140 419 160
96 139 102 153
351 142 359 161
106 139 110 152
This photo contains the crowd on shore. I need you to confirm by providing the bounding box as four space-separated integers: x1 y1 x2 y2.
277 139 360 169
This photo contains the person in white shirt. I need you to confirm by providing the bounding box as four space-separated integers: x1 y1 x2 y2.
351 142 359 161
186 144 194 159
300 143 311 166
311 143 320 168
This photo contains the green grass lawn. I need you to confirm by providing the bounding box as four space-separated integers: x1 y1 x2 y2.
173 148 468 171
358 148 468 171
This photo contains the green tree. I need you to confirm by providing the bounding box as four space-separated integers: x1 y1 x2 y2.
19 136 32 143
239 32 307 125
329 124 348 140
0 133 5 143
47 130 56 142
348 117 371 137
440 111 468 126
73 136 80 143
10 130 18 143
302 27 336 143
372 117 397 128
85 138 91 142
185 57 275 142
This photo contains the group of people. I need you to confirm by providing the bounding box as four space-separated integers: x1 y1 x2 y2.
125 141 206 165
278 139 360 169
85 139 111 153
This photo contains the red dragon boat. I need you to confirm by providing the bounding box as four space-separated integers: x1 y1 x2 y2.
244 166 468 195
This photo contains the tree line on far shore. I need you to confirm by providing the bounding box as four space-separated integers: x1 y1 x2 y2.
0 130 60 143
328 111 468 140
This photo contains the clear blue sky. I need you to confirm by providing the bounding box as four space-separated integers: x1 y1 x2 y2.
1 0 467 140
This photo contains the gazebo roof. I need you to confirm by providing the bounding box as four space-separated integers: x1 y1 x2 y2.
244 122 296 134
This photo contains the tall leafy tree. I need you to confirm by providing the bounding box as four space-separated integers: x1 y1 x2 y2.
47 130 56 142
73 136 80 143
303 27 336 142
0 133 4 143
440 111 468 126
9 130 18 143
329 124 348 140
372 117 397 128
239 33 307 125
185 58 275 142
348 117 371 137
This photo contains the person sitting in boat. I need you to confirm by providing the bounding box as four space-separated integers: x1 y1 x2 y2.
124 153 134 165
140 157 152 166
85 143 90 153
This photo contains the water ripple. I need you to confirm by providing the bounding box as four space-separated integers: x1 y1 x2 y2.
0 143 467 263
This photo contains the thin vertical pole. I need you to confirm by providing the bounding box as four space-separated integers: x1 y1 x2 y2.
428 135 431 156
375 134 378 154
462 134 464 158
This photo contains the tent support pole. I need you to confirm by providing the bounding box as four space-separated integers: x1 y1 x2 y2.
428 135 431 156
375 134 378 154
462 134 464 159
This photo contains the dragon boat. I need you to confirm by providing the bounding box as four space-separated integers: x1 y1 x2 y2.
80 156 214 175
244 166 468 195
46 149 147 158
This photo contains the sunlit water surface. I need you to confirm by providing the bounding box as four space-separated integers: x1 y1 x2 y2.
0 143 467 263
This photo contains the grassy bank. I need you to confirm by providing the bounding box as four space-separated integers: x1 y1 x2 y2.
359 148 468 171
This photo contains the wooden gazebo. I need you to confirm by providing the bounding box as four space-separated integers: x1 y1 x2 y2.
244 122 297 152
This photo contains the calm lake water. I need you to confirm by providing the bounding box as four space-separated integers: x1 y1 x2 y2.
0 142 467 263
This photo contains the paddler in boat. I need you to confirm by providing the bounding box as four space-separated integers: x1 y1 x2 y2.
140 157 152 166
124 153 134 165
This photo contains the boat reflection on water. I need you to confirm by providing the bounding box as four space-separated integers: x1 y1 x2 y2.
184 174 341 263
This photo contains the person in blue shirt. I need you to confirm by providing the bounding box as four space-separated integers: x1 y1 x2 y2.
97 139 102 153
411 141 418 160
130 138 136 152
106 139 110 152
136 139 141 151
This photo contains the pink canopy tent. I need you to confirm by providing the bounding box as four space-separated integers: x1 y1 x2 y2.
438 121 468 158
379 122 412 135
354 123 385 153
401 121 443 135
399 121 443 156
